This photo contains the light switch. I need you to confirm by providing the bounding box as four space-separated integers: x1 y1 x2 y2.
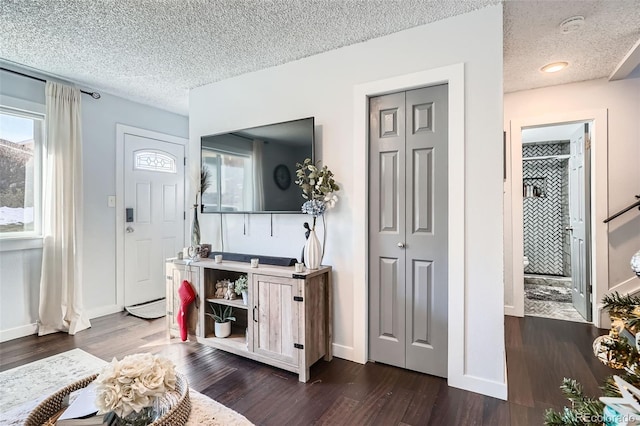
107 196 116 208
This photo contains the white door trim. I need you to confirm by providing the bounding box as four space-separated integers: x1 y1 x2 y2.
507 109 608 326
353 64 507 400
115 124 188 309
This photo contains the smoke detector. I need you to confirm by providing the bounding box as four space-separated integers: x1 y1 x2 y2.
560 16 585 34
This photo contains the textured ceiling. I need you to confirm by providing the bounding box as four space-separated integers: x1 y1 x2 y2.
1 1 639 115
504 0 640 93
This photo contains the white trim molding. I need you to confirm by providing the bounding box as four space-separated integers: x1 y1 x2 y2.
115 125 189 310
508 109 609 326
0 322 38 342
352 63 506 400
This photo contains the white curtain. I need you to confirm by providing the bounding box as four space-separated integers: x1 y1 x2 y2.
252 139 264 211
38 81 91 336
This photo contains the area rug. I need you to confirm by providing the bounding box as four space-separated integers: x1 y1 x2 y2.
524 283 572 303
0 349 252 425
125 298 166 319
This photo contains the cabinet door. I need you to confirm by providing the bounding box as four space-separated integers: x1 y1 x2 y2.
252 274 299 366
166 262 200 338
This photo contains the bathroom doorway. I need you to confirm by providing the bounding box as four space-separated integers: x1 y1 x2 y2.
521 122 591 323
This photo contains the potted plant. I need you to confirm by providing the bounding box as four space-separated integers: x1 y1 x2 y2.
206 304 236 338
234 275 249 305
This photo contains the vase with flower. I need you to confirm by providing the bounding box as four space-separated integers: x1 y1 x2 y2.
295 158 340 270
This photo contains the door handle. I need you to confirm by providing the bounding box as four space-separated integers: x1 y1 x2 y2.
253 306 258 322
397 242 406 248
126 226 134 233
565 226 573 232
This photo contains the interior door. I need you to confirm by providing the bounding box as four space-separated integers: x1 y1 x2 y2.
124 134 185 306
569 124 591 320
368 84 448 378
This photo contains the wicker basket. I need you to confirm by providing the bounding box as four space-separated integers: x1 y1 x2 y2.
25 373 191 426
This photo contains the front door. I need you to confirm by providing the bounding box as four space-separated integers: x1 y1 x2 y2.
124 133 185 306
569 123 591 320
368 84 448 377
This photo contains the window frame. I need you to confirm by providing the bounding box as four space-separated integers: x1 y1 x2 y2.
0 95 44 249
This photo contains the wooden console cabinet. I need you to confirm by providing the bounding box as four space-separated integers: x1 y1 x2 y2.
165 258 332 382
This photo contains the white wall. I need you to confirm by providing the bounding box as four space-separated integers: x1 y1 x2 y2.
0 64 188 340
504 77 640 312
190 5 506 399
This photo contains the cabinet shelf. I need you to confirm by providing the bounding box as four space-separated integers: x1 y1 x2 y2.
205 297 248 310
203 333 248 351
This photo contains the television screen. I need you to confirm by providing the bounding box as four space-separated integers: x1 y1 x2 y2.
200 117 314 213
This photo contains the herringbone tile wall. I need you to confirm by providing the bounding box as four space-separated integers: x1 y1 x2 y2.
523 142 571 276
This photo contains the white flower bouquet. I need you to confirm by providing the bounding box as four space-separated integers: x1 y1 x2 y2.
94 353 177 419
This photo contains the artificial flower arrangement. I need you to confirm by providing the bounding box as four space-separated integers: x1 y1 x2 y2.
295 158 340 229
94 353 177 419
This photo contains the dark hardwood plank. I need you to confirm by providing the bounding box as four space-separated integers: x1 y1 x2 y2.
0 312 615 426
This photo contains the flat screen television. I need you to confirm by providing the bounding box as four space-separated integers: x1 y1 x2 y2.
200 117 314 213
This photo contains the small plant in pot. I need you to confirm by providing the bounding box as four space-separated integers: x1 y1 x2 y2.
234 275 249 305
206 304 236 338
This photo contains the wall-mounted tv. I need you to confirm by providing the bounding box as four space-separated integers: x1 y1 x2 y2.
200 117 314 213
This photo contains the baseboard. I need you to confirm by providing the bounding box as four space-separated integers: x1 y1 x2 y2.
504 305 521 317
0 322 37 342
448 373 508 400
86 304 123 320
332 343 358 362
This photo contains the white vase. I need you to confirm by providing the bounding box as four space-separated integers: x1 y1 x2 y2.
304 229 322 270
214 321 231 338
241 290 248 305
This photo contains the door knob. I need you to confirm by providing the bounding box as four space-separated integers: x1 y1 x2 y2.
397 242 406 248
126 226 134 233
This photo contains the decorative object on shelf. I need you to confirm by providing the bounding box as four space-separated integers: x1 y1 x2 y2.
206 304 236 338
214 254 222 263
251 258 259 268
224 281 236 300
234 275 249 305
632 250 640 277
214 280 227 299
200 243 211 258
295 262 304 273
187 244 201 260
295 158 340 270
191 201 200 248
304 230 321 270
176 280 196 342
191 167 211 248
94 353 177 421
273 164 292 190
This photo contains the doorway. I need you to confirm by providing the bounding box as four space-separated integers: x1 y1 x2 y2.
520 122 591 323
507 108 608 325
368 84 448 377
115 125 188 309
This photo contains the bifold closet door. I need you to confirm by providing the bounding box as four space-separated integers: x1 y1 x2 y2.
368 84 448 378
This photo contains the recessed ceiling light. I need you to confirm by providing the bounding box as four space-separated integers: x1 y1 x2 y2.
559 16 585 34
541 62 569 73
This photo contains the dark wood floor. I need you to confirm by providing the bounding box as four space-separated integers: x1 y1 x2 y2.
0 313 613 425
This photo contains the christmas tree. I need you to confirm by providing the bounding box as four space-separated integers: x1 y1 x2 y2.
544 292 640 425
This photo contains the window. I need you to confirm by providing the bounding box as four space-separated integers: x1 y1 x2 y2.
0 107 43 237
134 150 177 173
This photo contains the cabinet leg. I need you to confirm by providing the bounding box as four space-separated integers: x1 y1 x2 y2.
299 367 310 383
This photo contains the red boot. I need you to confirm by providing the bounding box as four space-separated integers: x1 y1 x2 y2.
176 280 196 341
